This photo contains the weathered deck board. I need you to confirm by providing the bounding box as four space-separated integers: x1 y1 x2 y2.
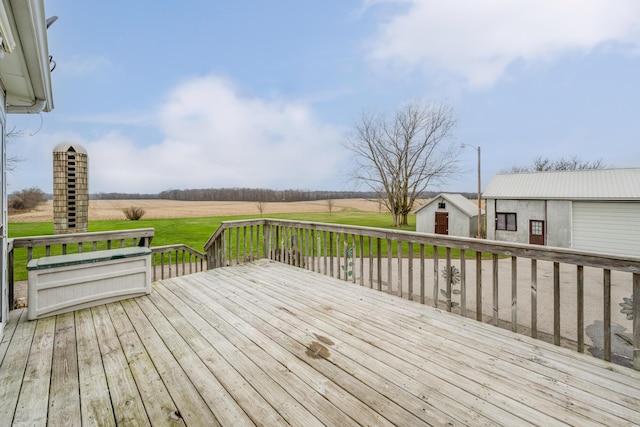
11 316 55 427
75 308 116 426
237 263 640 425
1 260 640 426
105 302 185 426
47 312 81 427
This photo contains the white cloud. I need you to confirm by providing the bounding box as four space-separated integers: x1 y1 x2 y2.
80 76 347 193
368 0 640 87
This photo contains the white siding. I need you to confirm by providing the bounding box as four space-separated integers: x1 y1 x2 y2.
0 91 5 338
572 202 640 257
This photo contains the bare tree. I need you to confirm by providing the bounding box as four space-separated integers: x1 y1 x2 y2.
346 101 460 226
326 198 335 215
6 126 26 172
256 200 266 217
505 156 606 173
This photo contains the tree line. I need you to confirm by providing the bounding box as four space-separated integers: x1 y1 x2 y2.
158 188 376 202
92 188 381 202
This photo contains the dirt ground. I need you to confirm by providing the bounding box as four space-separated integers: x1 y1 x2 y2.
8 198 390 223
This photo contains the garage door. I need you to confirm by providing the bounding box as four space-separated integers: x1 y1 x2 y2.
572 202 640 257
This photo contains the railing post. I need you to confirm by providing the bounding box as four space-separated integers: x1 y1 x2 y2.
8 241 14 309
264 225 271 260
445 247 452 312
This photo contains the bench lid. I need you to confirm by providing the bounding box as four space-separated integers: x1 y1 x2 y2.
27 247 151 270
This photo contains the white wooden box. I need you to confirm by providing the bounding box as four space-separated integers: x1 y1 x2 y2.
27 247 151 320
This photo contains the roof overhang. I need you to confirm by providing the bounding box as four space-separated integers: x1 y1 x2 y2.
0 0 54 114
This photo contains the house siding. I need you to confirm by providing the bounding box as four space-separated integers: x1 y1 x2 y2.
416 194 484 238
572 201 640 257
417 203 471 236
546 200 572 247
0 90 5 338
486 199 571 246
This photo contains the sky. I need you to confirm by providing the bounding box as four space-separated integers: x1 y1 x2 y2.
7 0 640 195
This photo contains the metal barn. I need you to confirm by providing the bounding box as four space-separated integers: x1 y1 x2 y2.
483 168 640 257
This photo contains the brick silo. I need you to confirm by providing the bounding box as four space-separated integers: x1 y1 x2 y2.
53 143 88 234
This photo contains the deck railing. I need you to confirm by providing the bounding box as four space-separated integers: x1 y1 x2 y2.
205 218 640 370
9 228 207 302
150 244 207 281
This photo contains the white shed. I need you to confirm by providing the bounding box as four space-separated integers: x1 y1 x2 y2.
415 193 485 238
483 168 640 257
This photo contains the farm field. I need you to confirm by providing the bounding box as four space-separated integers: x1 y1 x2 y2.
8 198 390 223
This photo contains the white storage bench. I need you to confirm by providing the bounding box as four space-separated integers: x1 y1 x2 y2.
27 247 152 320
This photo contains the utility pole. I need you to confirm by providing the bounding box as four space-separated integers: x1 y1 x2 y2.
463 144 482 238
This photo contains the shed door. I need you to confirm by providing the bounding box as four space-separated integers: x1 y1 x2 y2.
529 220 545 245
435 212 448 235
572 202 640 257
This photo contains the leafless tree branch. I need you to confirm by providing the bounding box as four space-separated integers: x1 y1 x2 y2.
345 101 461 226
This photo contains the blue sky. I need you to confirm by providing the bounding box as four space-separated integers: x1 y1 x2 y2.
8 0 640 194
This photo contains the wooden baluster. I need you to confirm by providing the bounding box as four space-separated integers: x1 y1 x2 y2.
511 256 517 332
577 265 584 353
493 254 499 326
433 246 439 308
387 239 393 294
408 242 413 301
368 236 373 289
445 247 452 312
358 235 364 286
376 238 382 292
554 262 560 346
633 273 640 370
531 259 537 338
476 251 482 321
604 269 611 361
420 244 425 305
397 241 403 299
460 251 466 317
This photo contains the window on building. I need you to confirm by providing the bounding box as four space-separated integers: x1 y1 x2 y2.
438 202 446 209
496 213 517 231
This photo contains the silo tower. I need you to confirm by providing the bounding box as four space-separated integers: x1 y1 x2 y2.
53 142 88 234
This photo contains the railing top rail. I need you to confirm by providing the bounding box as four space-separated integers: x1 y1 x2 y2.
10 228 155 249
204 219 267 249
150 244 206 258
205 218 640 273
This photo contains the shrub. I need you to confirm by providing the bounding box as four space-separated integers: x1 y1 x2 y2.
122 206 146 220
8 187 47 212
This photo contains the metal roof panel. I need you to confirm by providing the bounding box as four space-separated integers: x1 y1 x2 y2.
483 168 640 200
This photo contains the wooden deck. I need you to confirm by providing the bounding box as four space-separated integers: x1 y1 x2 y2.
1 260 640 426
